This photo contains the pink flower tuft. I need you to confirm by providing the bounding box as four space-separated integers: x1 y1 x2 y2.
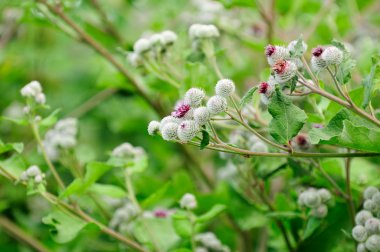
172 104 191 118
312 47 323 57
272 60 288 75
265 45 276 56
154 209 168 218
259 82 269 94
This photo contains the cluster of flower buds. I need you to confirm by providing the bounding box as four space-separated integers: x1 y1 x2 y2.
298 188 332 218
20 165 45 185
43 118 78 161
179 193 197 210
195 232 230 252
128 30 178 67
109 201 139 233
352 187 380 252
111 142 145 159
189 24 220 40
20 81 46 113
311 45 344 72
148 79 235 142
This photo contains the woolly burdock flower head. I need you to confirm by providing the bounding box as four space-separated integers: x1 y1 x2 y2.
311 204 328 218
321 46 343 66
189 24 220 39
127 52 142 68
357 244 367 252
259 81 275 105
365 234 380 252
207 95 227 115
172 103 191 118
112 143 145 159
133 38 151 54
365 218 380 235
179 193 197 210
317 188 332 203
193 107 210 126
26 165 41 177
160 30 177 45
159 116 182 131
301 189 321 208
20 81 46 105
311 46 326 71
215 79 235 97
364 187 379 200
184 88 205 107
293 133 311 150
352 225 368 242
161 122 179 141
177 120 199 142
265 45 290 65
148 121 160 135
272 60 297 83
287 39 308 55
364 199 377 212
355 210 373 226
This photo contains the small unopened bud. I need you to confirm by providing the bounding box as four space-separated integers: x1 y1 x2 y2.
356 210 373 226
207 96 227 115
215 79 235 97
160 30 177 45
273 60 297 83
365 218 380 235
311 204 328 218
133 38 151 54
365 234 380 252
159 116 182 131
148 121 160 135
357 243 367 252
364 199 377 212
265 45 290 66
177 120 200 142
317 188 332 203
311 46 326 71
35 93 46 104
352 225 368 242
287 40 308 55
127 52 142 68
34 174 44 184
184 88 205 107
193 107 210 126
161 122 178 141
372 192 380 207
302 190 321 208
179 193 197 210
365 187 379 200
321 46 343 66
189 24 219 39
26 165 41 177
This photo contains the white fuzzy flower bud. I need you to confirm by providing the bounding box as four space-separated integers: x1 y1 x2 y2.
365 218 380 235
357 243 368 252
161 122 178 141
180 193 197 210
133 38 151 54
352 225 368 242
20 172 28 181
365 187 379 200
273 60 297 83
127 52 142 68
184 88 205 107
317 189 332 203
189 24 219 39
23 106 30 114
356 211 373 226
311 204 328 218
302 190 321 208
148 121 160 135
265 45 290 66
372 192 380 207
215 79 235 97
149 34 163 46
193 107 210 126
160 116 182 131
321 46 344 66
364 200 377 212
21 81 42 97
177 120 199 142
160 30 177 45
26 165 41 177
34 174 44 184
311 56 326 72
287 40 308 55
366 234 380 252
207 96 227 115
35 93 46 104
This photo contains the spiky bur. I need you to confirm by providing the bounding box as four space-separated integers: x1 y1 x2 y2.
311 46 327 71
189 24 220 40
147 121 160 135
272 59 297 83
287 39 308 55
298 188 333 218
321 46 343 66
265 45 290 66
207 95 227 115
352 225 368 243
215 79 235 97
193 107 210 126
161 122 179 141
184 88 205 107
177 120 200 142
159 116 182 132
258 81 273 105
291 133 311 150
366 235 380 252
179 193 197 210
172 103 192 118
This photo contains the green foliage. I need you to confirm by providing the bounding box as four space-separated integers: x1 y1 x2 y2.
362 54 380 108
239 86 258 108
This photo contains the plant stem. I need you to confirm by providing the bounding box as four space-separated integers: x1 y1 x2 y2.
31 122 65 190
203 39 224 79
345 156 356 227
0 216 51 252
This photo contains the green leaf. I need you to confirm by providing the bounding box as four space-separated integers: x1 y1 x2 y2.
172 211 192 238
39 109 61 128
331 40 356 84
266 211 303 220
42 208 95 243
362 54 380 108
200 130 210 150
239 87 258 108
196 204 226 223
290 76 298 94
88 183 127 198
268 88 307 144
303 217 323 240
0 141 23 154
0 116 28 126
289 37 305 58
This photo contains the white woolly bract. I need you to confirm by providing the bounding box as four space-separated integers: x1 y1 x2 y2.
357 243 367 252
366 235 380 252
161 122 179 141
311 56 327 72
127 52 142 68
148 121 160 135
267 46 290 66
365 187 379 200
207 95 227 115
160 116 182 131
287 40 308 55
274 61 297 83
364 199 377 212
356 210 373 226
317 188 332 203
26 165 41 177
184 88 205 107
189 24 219 39
300 189 321 208
321 46 344 66
133 38 151 54
160 30 177 45
260 94 270 105
112 142 145 158
352 225 368 242
177 120 199 142
372 192 380 207
215 79 235 97
179 193 197 210
365 218 380 235
193 107 210 126
311 204 328 218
